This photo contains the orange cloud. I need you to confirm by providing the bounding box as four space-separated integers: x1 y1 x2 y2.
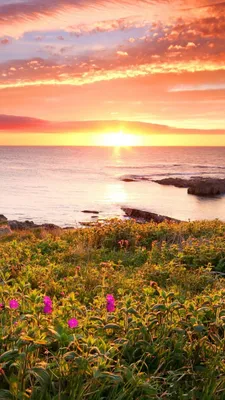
67 16 148 36
0 0 167 25
0 59 224 90
117 51 129 57
1 114 225 134
0 38 10 45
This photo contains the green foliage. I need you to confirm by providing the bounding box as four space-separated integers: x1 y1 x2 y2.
1 219 225 398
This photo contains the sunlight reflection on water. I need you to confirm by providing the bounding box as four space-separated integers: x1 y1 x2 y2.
104 183 128 204
0 146 225 226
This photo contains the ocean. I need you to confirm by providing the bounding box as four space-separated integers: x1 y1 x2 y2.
0 146 225 227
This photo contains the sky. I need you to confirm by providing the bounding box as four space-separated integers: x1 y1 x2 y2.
0 0 225 145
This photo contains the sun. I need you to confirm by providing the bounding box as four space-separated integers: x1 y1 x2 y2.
101 131 141 147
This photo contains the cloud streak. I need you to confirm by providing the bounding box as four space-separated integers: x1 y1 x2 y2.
0 37 10 44
67 16 149 37
1 114 225 135
0 0 166 25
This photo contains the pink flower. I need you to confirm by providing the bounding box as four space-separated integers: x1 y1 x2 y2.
106 294 115 312
0 303 4 310
68 318 78 328
9 299 19 309
43 296 52 314
118 240 129 249
44 296 52 306
43 304 52 314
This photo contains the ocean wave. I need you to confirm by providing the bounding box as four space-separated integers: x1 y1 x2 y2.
192 165 225 170
108 163 225 171
107 164 183 170
120 171 222 181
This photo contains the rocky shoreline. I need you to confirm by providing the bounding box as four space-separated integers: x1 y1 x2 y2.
0 207 182 236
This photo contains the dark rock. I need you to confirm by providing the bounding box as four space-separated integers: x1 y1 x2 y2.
187 179 225 196
82 210 100 214
120 176 150 182
0 214 7 222
122 207 180 223
8 220 35 230
154 177 225 197
0 225 12 236
8 220 60 230
121 178 136 182
41 223 61 230
153 178 190 188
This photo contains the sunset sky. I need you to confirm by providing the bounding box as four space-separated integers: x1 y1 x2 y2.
0 0 225 145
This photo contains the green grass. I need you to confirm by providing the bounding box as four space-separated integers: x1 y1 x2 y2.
1 219 225 399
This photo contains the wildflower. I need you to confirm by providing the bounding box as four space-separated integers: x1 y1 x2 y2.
0 303 4 310
118 240 124 248
106 294 115 312
43 304 52 314
68 318 78 328
150 281 158 288
44 296 52 306
9 299 19 309
118 240 129 249
43 296 52 314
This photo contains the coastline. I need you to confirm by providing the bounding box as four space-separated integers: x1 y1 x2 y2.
0 208 181 235
1 147 225 225
1 204 224 235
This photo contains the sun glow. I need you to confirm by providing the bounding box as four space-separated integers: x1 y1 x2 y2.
101 131 141 147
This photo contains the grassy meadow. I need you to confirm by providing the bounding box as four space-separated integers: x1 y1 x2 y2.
1 219 225 399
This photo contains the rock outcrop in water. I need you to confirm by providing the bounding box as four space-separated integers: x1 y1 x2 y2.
153 178 189 188
187 179 225 196
120 176 225 197
122 207 180 223
153 177 225 197
82 210 100 214
120 176 150 182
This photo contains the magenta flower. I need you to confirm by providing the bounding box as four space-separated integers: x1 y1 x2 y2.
43 304 52 314
43 296 52 314
9 299 19 309
0 303 4 310
68 318 78 328
106 294 115 312
44 296 52 306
